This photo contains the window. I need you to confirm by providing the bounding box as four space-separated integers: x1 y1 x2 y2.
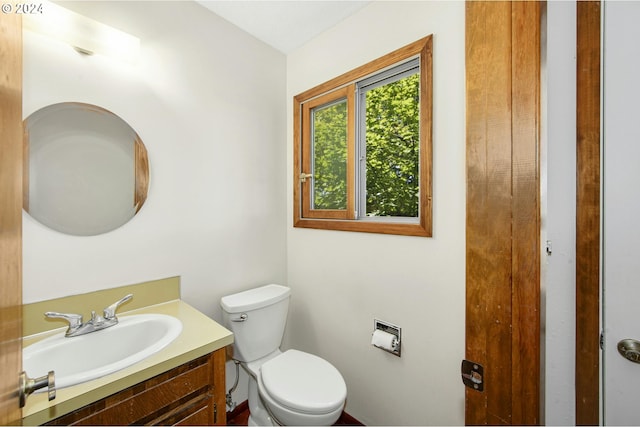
294 36 432 237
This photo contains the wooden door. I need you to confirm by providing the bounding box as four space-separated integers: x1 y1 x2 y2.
465 2 541 424
0 12 23 426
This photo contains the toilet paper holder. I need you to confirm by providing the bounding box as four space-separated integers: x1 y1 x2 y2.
371 319 401 357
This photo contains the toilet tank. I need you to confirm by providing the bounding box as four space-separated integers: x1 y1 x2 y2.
220 284 291 363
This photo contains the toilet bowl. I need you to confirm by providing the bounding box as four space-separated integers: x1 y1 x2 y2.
221 284 347 426
258 349 346 425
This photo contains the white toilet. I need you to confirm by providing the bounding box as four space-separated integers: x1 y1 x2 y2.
221 284 347 426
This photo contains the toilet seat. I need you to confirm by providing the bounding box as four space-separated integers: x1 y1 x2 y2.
260 349 347 415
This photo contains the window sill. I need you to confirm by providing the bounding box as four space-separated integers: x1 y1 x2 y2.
293 218 431 237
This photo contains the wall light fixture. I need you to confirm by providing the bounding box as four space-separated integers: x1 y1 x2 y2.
23 1 140 64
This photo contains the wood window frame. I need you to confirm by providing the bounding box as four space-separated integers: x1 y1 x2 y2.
301 86 356 220
293 35 433 237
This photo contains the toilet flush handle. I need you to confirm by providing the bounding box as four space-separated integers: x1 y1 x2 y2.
231 313 248 322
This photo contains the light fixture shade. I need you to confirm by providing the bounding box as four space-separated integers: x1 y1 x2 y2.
23 1 139 64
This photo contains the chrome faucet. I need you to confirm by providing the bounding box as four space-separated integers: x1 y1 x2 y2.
45 294 133 338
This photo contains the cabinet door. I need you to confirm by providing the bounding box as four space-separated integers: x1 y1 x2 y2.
45 348 227 426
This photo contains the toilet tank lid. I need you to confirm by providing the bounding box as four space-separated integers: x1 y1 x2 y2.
221 284 291 313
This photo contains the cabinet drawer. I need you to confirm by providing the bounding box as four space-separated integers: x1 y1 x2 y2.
172 400 212 426
80 364 209 425
45 349 226 426
148 394 212 426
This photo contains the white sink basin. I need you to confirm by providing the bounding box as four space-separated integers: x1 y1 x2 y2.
23 314 182 390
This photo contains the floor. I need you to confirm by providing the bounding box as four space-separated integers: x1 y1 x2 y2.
227 401 364 426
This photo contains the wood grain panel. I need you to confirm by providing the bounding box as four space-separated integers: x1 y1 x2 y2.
465 2 514 424
0 13 23 426
23 126 29 212
211 348 227 425
466 2 541 424
510 2 541 424
134 137 148 213
575 2 601 425
174 401 211 426
46 350 227 426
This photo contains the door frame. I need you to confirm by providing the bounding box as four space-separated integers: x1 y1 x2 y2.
465 3 602 424
575 1 600 425
465 2 541 424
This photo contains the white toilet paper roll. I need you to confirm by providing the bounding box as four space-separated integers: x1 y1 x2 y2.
371 329 397 351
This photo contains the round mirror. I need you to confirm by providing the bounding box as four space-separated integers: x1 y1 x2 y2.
23 102 149 236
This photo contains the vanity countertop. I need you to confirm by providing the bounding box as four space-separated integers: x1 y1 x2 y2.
21 300 233 425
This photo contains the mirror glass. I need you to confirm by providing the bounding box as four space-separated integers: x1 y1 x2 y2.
24 102 149 236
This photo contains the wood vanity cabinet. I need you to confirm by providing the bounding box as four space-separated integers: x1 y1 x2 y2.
44 348 227 426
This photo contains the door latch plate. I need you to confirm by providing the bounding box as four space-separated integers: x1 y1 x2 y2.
461 359 484 392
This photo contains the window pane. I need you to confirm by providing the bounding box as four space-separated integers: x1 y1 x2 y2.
365 73 419 217
312 99 348 210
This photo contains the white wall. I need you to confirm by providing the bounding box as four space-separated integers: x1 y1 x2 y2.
545 2 577 425
22 1 287 324
286 2 466 425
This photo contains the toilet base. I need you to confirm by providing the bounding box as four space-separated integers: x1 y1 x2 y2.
247 374 276 426
248 414 273 427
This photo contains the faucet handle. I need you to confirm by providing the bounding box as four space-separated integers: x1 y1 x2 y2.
89 310 105 324
103 294 133 319
44 312 83 329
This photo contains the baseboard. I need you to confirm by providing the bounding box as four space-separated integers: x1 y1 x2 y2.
227 400 249 420
337 410 364 425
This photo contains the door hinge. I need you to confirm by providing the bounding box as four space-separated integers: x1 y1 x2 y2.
461 359 484 392
600 331 605 350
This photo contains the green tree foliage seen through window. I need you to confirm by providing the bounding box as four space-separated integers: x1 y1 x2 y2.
310 73 419 216
365 73 420 217
312 99 348 210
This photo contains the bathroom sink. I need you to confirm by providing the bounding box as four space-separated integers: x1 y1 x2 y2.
23 314 182 390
